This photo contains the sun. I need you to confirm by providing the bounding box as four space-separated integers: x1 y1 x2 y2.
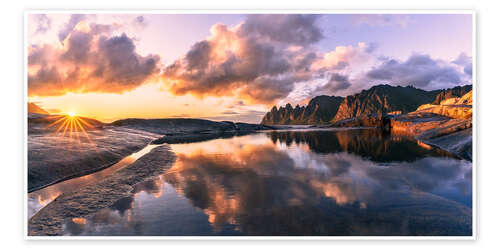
68 111 76 117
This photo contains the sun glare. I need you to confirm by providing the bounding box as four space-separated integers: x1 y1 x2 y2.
44 110 96 146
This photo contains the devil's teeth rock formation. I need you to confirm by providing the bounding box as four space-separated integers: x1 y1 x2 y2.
261 96 344 125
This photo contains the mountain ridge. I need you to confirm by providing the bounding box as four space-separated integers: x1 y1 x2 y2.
261 84 472 125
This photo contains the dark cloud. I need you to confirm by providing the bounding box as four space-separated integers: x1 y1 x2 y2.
293 52 317 72
28 22 160 96
221 111 239 115
313 73 352 94
58 14 87 42
333 61 349 70
201 109 268 124
184 40 212 71
239 14 324 46
132 15 148 29
464 64 473 76
365 54 462 87
327 73 352 91
94 34 159 87
452 52 473 76
59 31 93 63
352 14 411 28
364 42 378 53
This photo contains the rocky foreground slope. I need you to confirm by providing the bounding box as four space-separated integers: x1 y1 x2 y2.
261 84 472 125
326 89 473 160
28 115 276 192
28 115 160 192
390 90 473 160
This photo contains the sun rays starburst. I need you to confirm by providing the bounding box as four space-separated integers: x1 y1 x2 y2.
44 114 96 146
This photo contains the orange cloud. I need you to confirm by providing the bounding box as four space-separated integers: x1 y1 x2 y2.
28 16 160 97
162 15 326 105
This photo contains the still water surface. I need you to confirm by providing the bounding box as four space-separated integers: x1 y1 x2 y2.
38 129 474 236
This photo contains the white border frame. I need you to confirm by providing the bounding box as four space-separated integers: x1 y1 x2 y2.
24 9 477 241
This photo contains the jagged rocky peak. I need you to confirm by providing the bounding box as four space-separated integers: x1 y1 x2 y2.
261 95 344 125
262 84 472 125
332 84 440 122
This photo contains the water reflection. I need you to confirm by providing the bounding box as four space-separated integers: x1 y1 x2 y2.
28 144 160 218
63 129 472 236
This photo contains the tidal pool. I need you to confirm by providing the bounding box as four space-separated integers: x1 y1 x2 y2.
53 128 472 236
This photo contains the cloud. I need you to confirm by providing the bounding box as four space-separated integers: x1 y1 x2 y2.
362 42 378 53
201 109 268 123
351 14 412 28
28 17 160 96
365 53 463 88
324 73 352 92
162 15 325 104
32 14 51 34
311 42 372 72
452 52 473 76
58 14 87 42
302 73 352 98
132 15 148 29
239 14 324 46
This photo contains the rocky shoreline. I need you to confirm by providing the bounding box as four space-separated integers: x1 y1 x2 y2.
329 90 473 161
28 144 176 236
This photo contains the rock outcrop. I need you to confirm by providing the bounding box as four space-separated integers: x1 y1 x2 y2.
389 91 473 160
431 85 472 105
416 90 473 119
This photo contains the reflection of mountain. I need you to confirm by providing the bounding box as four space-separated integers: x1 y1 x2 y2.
156 138 471 236
76 130 470 236
267 129 455 162
60 130 471 236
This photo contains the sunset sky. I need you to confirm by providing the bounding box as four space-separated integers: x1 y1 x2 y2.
27 13 473 123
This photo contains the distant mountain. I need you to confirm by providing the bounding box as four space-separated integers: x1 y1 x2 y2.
261 84 472 125
27 102 49 115
261 95 344 125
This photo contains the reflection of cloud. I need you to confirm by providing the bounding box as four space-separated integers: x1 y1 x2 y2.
67 130 472 236
156 131 471 235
